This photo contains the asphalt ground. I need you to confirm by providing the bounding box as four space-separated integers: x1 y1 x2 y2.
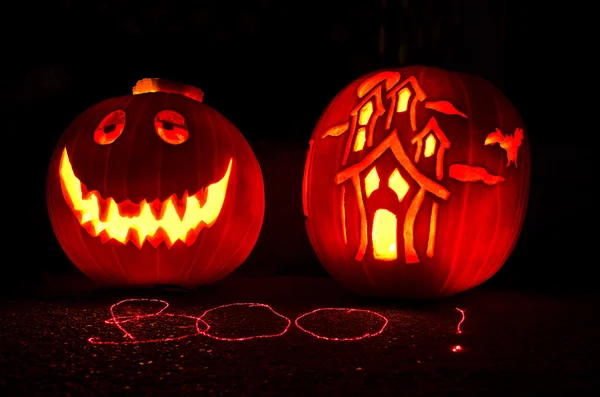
1 275 597 396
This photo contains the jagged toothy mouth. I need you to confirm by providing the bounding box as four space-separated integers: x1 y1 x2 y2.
58 148 232 248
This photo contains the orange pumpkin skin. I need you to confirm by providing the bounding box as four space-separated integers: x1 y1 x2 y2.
303 67 530 299
47 80 264 286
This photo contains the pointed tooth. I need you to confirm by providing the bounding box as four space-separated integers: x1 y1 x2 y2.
98 230 112 244
149 199 163 219
145 232 159 248
148 228 166 248
98 196 111 222
184 224 203 245
162 229 176 248
81 184 93 200
82 222 98 237
172 192 188 220
127 228 143 248
118 200 142 218
196 187 208 208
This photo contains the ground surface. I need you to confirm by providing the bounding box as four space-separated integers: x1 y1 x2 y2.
0 275 597 397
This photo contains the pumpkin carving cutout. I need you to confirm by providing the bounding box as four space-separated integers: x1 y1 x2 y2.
47 78 265 286
303 67 530 299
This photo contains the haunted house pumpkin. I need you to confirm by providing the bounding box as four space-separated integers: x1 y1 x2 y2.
303 67 530 299
47 78 265 286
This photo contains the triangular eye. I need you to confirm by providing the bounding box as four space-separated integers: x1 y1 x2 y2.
154 110 189 145
94 110 126 145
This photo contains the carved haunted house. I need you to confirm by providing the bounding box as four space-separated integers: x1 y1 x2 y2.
321 71 502 265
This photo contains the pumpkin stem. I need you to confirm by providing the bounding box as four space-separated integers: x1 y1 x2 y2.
132 78 204 103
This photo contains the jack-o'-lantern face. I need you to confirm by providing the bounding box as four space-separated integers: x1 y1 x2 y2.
47 78 265 286
303 67 530 299
59 107 232 249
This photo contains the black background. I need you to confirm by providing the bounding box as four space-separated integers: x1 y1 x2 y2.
0 1 585 290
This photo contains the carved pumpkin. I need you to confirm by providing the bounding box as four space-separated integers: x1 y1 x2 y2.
303 67 530 299
47 78 265 286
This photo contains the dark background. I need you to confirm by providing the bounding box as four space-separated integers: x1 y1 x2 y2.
0 0 585 290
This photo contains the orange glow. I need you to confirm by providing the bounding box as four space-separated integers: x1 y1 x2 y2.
321 123 349 139
484 127 524 167
336 130 449 200
425 101 467 118
404 188 426 264
305 67 531 300
357 72 401 98
340 185 347 244
59 149 232 248
449 164 504 185
353 127 366 152
358 102 373 125
364 167 380 198
427 202 438 258
411 118 450 180
353 100 373 150
384 76 427 131
133 78 204 103
371 209 397 261
351 175 368 261
424 134 437 158
155 110 189 145
388 168 409 201
318 72 513 267
396 87 411 112
335 130 449 263
342 87 388 164
94 110 126 145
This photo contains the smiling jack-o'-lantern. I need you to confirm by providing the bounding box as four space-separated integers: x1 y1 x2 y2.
303 67 530 299
47 78 265 286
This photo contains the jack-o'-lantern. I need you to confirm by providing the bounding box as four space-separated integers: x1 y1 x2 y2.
47 78 265 286
303 67 530 299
